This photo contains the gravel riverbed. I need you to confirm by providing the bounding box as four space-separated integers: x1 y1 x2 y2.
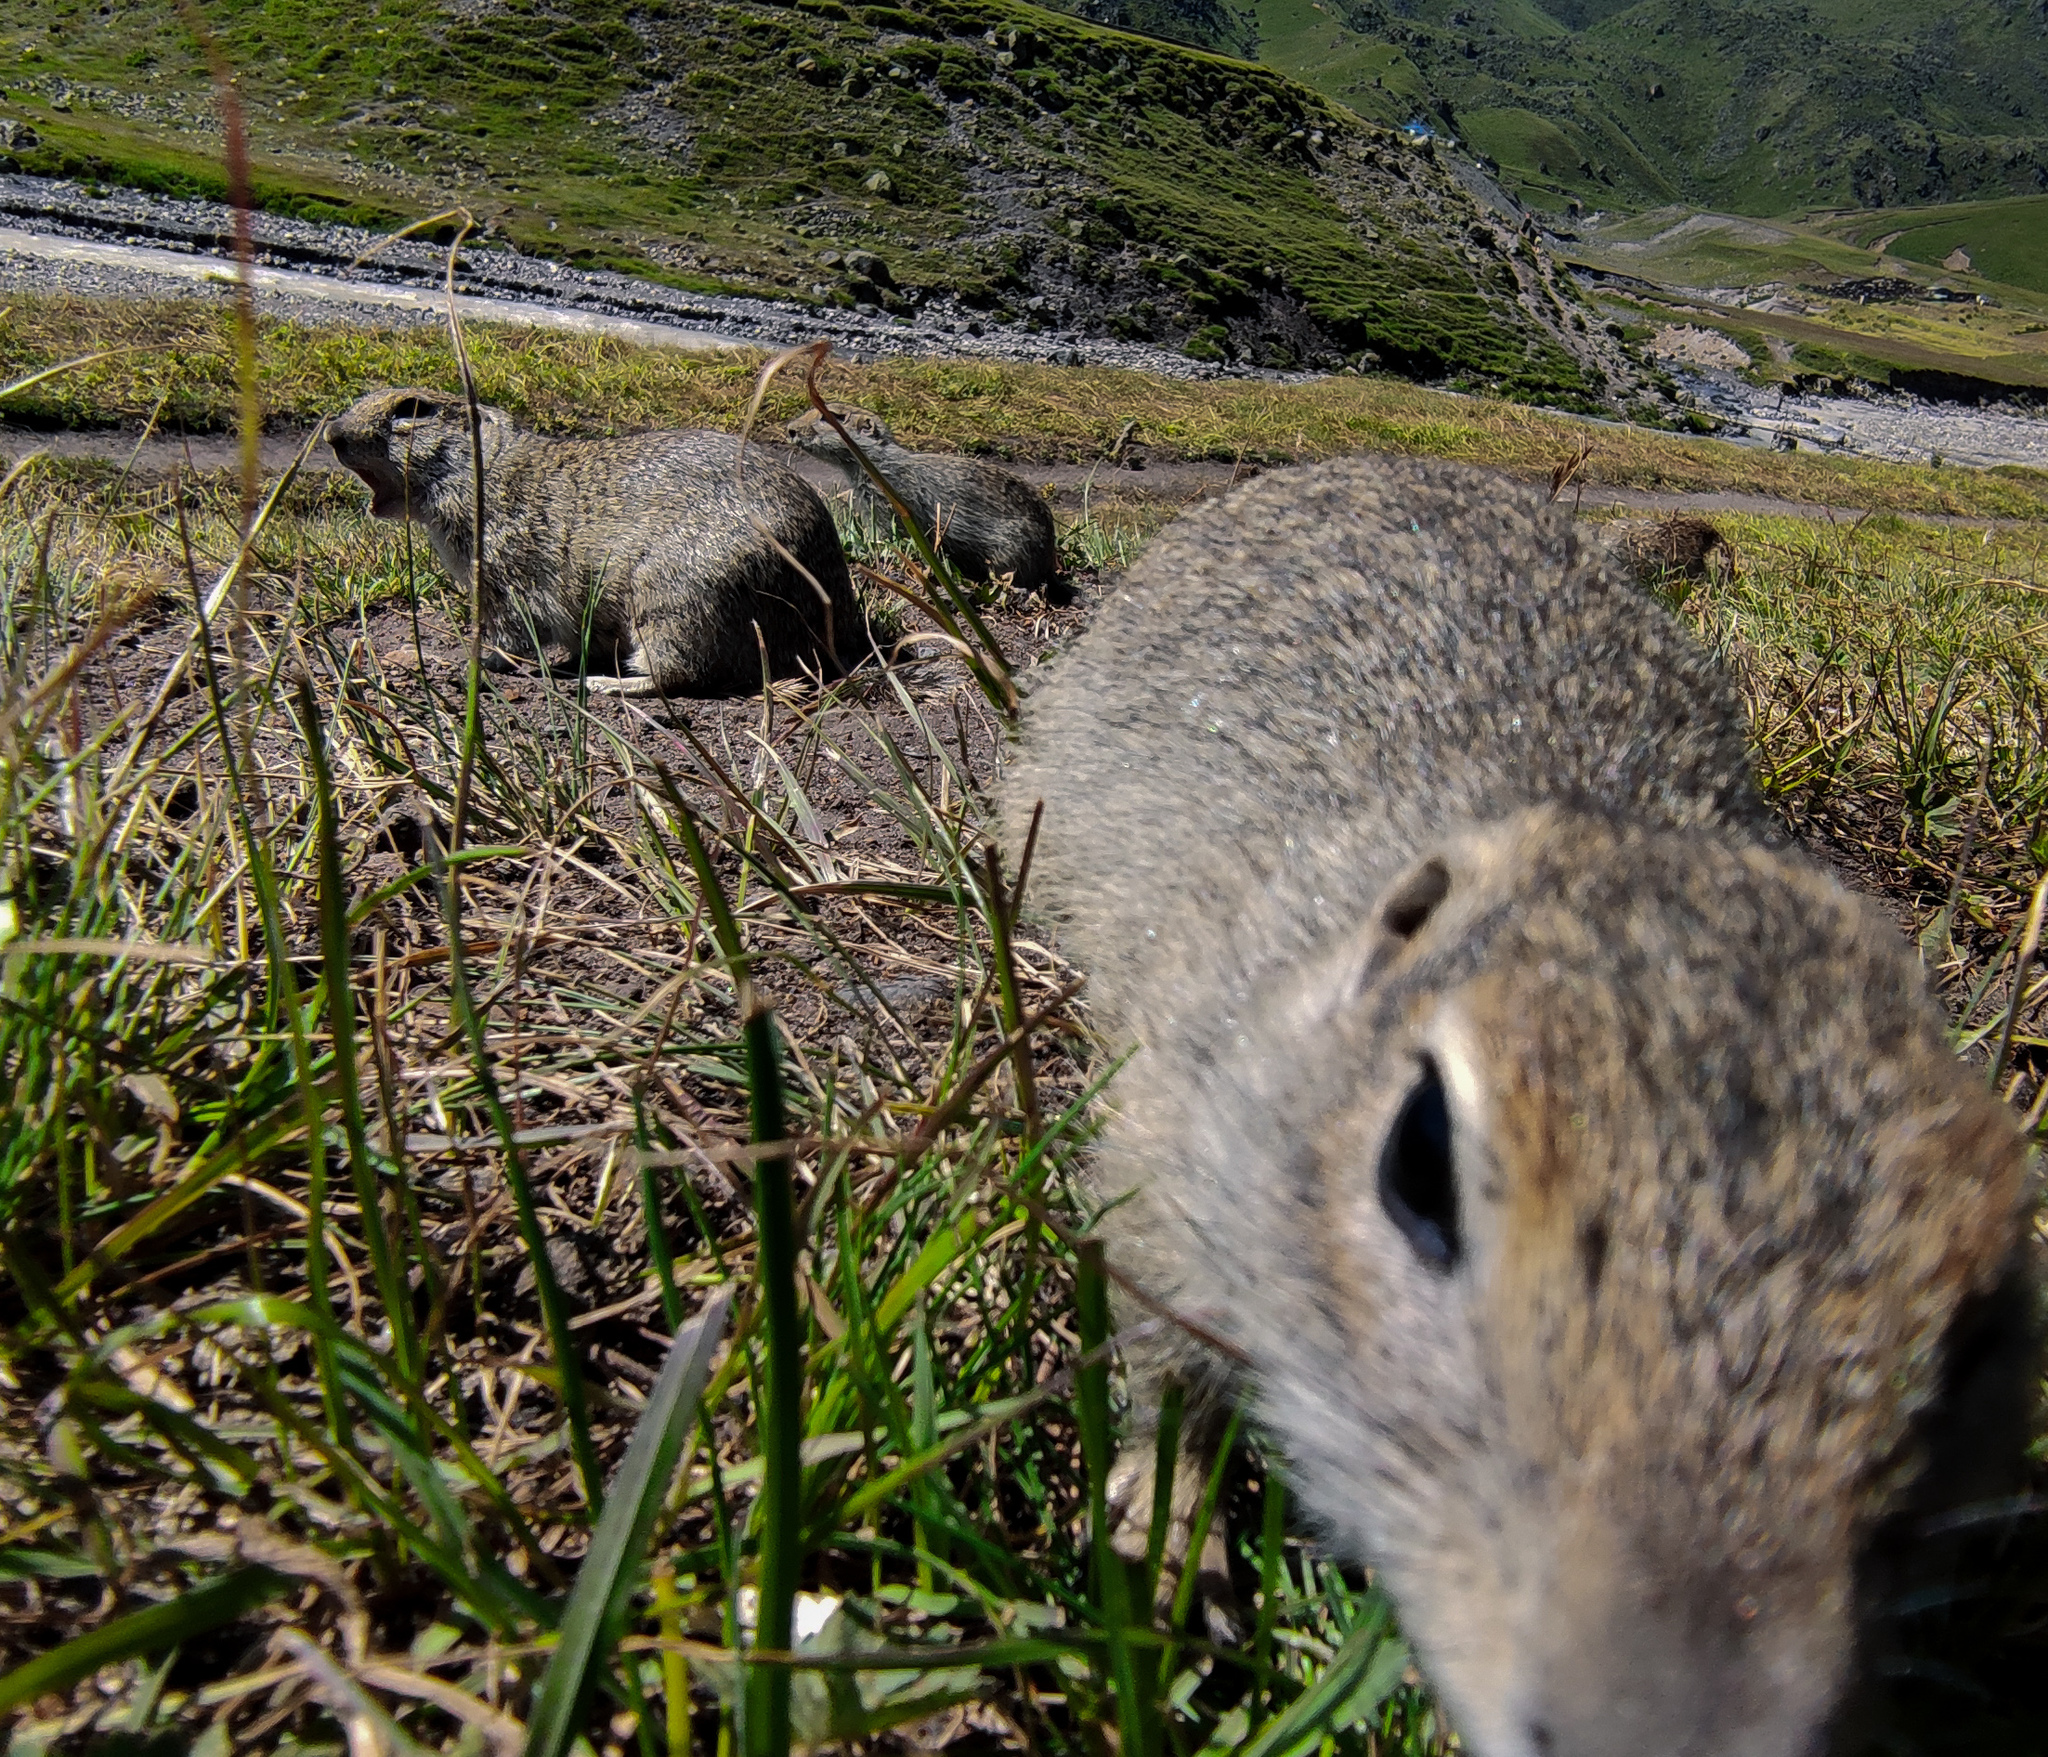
0 171 1251 378
1672 365 2048 472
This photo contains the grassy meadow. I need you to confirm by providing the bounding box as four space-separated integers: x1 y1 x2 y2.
9 294 2048 520
1823 194 2048 302
0 302 2043 1757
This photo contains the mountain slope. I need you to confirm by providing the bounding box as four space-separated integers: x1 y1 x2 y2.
0 0 1626 399
1055 0 2048 215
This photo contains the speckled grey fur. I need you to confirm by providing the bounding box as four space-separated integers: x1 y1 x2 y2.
1005 455 2032 1757
329 387 860 696
785 404 1060 596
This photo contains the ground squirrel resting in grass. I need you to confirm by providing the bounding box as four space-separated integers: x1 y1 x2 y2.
1006 455 2034 1757
784 403 1064 599
1607 511 1734 592
329 387 861 696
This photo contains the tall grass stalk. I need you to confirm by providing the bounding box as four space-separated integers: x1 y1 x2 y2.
300 675 423 1387
668 800 802 1757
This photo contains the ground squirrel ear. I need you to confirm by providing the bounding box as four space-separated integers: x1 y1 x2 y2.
1381 856 1451 939
1327 854 1456 1009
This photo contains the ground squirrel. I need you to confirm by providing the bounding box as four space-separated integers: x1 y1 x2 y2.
1006 456 2032 1757
329 387 860 695
784 404 1062 597
1608 511 1735 591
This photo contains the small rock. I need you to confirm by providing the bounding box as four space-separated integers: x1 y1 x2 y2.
860 170 894 197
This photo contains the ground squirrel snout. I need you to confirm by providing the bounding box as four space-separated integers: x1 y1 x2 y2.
328 387 861 696
784 403 1063 598
1007 456 2034 1757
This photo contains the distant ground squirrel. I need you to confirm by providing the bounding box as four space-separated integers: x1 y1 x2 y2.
329 387 861 696
784 404 1063 598
1608 511 1735 590
1007 457 2032 1757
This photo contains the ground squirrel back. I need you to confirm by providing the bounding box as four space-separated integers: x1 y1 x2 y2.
329 387 859 696
785 404 1061 596
1006 456 2033 1757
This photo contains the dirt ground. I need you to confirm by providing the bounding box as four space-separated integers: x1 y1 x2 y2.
14 554 1100 1577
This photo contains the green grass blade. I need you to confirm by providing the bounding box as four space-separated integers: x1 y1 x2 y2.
1076 1240 1156 1757
1141 1383 1185 1606
741 1007 803 1757
522 1289 733 1757
1249 1470 1287 1734
0 1567 289 1716
0 349 146 404
1235 1614 1410 1757
664 799 804 1757
433 845 604 1512
298 675 421 1385
178 538 356 1457
1164 1409 1239 1650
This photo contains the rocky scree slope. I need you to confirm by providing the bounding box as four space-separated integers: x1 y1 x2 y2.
0 0 1628 397
1055 0 2048 217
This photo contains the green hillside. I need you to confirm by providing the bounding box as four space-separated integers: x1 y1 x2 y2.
1822 194 2048 297
0 0 1619 398
1052 0 2048 216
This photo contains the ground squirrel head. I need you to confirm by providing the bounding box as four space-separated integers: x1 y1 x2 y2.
327 386 514 520
783 403 896 458
1235 808 2028 1757
1013 453 2036 1753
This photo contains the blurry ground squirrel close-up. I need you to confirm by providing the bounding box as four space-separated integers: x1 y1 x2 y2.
784 403 1064 600
1006 457 2035 1757
328 387 862 696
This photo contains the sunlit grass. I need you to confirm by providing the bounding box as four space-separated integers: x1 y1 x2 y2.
10 294 2048 521
0 407 2040 1756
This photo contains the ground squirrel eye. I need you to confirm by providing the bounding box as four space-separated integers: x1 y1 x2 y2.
1381 858 1450 939
1578 1216 1609 1295
1379 1059 1459 1271
387 395 440 422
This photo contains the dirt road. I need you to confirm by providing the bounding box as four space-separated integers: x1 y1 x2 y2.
9 420 2032 531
